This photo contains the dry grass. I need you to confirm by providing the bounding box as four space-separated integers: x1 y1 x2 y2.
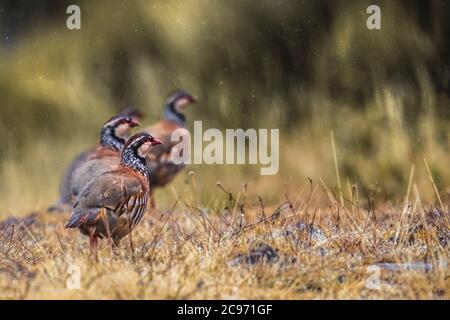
0 180 448 300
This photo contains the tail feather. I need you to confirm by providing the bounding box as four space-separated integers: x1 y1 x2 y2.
65 208 102 228
65 213 83 228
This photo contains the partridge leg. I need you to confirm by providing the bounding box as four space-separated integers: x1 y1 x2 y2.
150 191 156 209
93 236 98 250
88 229 99 255
99 208 114 252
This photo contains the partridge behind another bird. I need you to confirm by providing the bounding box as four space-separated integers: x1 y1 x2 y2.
65 132 162 249
143 90 198 207
56 109 142 208
67 115 140 204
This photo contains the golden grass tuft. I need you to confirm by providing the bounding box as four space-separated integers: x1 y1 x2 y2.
0 180 448 300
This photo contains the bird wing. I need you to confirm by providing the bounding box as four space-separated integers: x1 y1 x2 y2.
77 171 143 210
70 156 120 198
58 148 95 205
67 168 149 231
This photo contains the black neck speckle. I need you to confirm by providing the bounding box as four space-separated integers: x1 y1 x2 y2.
164 103 186 127
100 126 125 151
121 147 149 179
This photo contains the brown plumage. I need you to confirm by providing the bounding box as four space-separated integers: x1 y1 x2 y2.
143 90 197 207
65 132 162 249
63 114 140 205
56 109 143 208
145 121 187 186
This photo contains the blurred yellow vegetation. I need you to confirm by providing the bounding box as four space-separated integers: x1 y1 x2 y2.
0 0 449 215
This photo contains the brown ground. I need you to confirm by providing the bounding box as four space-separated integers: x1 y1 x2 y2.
0 185 448 300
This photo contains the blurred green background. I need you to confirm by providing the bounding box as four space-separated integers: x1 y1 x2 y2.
0 0 449 214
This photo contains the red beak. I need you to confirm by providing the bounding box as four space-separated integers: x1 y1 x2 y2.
151 138 163 145
189 95 199 103
129 118 140 127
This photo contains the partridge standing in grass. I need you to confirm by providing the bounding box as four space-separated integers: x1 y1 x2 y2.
144 90 197 207
65 132 162 249
56 109 143 208
70 115 141 202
